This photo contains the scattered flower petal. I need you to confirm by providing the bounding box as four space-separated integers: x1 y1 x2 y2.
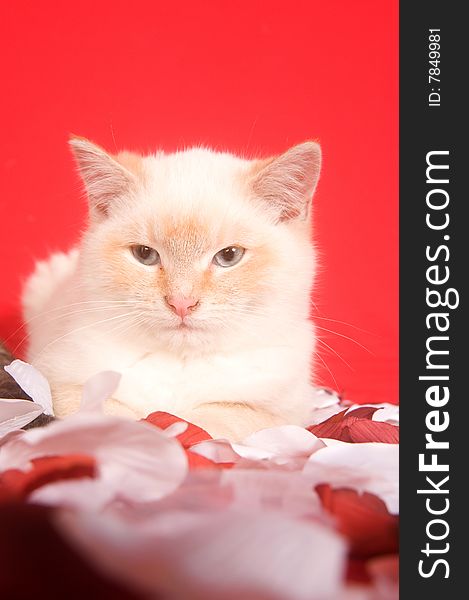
367 554 399 600
80 371 122 412
144 411 212 447
190 438 242 465
4 359 54 415
0 399 43 438
239 425 326 460
0 454 95 503
307 388 345 425
308 408 399 444
304 442 399 514
316 485 399 558
0 363 399 599
0 413 188 510
347 403 399 426
192 425 326 470
58 507 347 600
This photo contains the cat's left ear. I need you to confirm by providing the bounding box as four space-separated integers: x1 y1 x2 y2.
69 136 137 220
250 141 321 222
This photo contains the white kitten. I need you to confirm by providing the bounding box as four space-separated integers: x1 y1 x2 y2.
23 138 321 440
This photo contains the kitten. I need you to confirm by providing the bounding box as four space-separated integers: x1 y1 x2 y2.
22 137 321 440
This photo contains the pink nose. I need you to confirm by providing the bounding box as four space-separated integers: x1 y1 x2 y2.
165 296 199 319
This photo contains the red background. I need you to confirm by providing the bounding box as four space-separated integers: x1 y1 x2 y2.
0 1 398 405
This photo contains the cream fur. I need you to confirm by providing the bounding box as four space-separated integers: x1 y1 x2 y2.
23 139 322 440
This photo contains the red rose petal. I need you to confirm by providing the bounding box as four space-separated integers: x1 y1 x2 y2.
349 419 399 444
308 409 352 440
144 411 212 447
186 450 217 470
186 449 235 470
308 407 399 444
367 553 399 587
0 454 96 503
344 406 379 420
316 484 399 558
346 558 371 583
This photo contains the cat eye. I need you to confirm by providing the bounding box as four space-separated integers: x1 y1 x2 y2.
131 245 160 266
213 246 245 268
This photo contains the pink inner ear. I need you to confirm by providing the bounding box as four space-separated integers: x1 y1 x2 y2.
81 163 131 218
70 138 137 219
250 142 321 222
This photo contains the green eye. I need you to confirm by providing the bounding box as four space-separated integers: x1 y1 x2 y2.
131 245 160 266
213 246 245 268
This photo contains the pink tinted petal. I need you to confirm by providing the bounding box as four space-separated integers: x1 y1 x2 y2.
0 429 24 449
191 439 242 464
307 388 344 426
192 426 325 470
311 388 342 409
163 420 188 438
220 468 323 518
4 360 53 415
304 442 399 514
58 508 346 600
371 405 399 425
80 371 121 412
240 426 325 459
179 512 345 600
31 479 115 511
367 555 399 600
154 468 321 517
0 413 188 506
308 403 346 426
332 587 373 600
0 399 43 437
186 449 221 470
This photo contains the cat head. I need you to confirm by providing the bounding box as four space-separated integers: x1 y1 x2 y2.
71 137 321 351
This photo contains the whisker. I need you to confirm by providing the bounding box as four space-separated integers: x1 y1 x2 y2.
30 310 143 362
313 315 374 335
4 299 145 345
104 312 148 338
314 325 373 355
11 304 145 355
313 351 340 392
316 338 354 371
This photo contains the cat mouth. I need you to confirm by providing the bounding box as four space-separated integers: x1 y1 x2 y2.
169 319 200 331
158 316 205 332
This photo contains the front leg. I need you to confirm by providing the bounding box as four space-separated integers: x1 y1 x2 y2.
51 383 141 419
50 383 82 417
182 402 287 442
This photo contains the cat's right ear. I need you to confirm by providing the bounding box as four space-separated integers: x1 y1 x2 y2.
249 141 322 223
69 136 136 220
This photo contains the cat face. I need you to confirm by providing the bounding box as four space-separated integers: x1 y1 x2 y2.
72 138 321 351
